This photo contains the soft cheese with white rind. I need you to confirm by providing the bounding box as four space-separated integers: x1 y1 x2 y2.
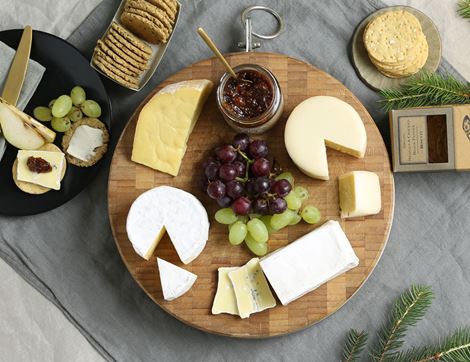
126 186 209 264
259 220 359 306
131 79 213 176
339 171 382 218
284 96 367 180
66 125 104 161
211 267 239 316
157 258 197 301
16 150 65 190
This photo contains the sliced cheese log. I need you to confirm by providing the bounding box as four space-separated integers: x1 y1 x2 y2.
259 220 359 306
157 258 197 301
131 79 214 176
211 267 239 316
339 171 381 218
284 96 367 180
126 186 209 264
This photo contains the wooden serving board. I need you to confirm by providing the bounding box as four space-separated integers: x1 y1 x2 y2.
108 53 395 338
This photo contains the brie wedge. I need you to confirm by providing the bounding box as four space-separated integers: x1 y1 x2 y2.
16 150 65 190
211 267 239 316
157 258 197 301
126 186 209 264
66 125 104 161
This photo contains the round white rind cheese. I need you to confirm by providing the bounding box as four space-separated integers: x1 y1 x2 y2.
284 96 367 180
126 186 209 264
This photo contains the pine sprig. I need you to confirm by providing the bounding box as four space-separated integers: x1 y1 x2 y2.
396 327 470 362
458 0 470 19
370 285 434 362
378 72 470 112
342 329 368 362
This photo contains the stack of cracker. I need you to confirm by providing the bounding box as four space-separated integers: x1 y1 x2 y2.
93 22 153 89
363 10 429 78
120 0 177 44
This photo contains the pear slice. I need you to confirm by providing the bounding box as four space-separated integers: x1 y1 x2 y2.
0 101 45 150
0 97 56 144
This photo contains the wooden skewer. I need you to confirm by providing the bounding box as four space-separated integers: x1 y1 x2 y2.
197 27 237 78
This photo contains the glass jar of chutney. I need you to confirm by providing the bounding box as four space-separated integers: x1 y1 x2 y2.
216 64 284 134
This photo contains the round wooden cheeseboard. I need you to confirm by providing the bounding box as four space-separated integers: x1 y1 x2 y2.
108 52 395 338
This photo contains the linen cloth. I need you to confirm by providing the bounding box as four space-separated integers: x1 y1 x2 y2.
1 0 470 361
0 41 45 159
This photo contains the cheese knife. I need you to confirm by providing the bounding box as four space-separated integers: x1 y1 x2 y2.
0 25 33 161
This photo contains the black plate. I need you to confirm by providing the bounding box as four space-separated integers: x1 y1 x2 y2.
0 30 111 216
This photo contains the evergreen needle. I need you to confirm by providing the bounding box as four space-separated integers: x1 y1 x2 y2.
370 285 434 362
458 0 470 19
378 72 470 112
342 329 368 362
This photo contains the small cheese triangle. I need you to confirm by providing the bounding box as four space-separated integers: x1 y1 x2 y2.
157 258 197 301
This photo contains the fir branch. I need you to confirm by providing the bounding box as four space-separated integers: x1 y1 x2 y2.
458 0 470 19
342 329 368 362
396 327 470 362
370 285 434 362
378 72 470 112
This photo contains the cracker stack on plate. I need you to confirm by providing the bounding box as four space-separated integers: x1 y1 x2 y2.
93 22 152 88
120 0 177 44
363 10 429 78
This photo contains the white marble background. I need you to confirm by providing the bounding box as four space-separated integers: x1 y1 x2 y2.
0 1 469 361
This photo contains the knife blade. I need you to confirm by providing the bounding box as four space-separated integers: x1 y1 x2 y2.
0 26 33 161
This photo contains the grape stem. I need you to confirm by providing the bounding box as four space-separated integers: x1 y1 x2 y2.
235 148 253 182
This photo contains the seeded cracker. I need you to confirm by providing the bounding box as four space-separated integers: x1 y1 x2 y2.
110 22 152 54
120 11 168 44
125 0 173 30
93 46 144 75
122 8 169 39
101 39 149 69
145 0 176 22
93 57 140 88
108 27 151 61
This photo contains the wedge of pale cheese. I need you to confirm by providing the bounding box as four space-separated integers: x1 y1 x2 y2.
228 258 276 319
211 267 239 316
66 125 104 161
16 150 65 190
131 79 213 176
259 220 359 306
285 96 367 180
157 258 197 301
339 171 381 218
126 186 209 264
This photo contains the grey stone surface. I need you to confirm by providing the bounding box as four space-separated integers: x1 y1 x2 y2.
1 1 469 361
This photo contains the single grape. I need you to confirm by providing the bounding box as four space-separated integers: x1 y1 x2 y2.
294 186 309 201
48 98 56 109
231 196 251 215
232 160 246 177
254 177 270 194
215 144 237 163
253 198 269 215
33 106 52 122
271 209 296 230
80 99 101 118
51 116 71 132
219 164 237 181
204 161 219 180
215 208 238 225
202 156 216 169
70 86 86 106
275 172 294 185
301 205 321 224
207 180 226 200
288 213 302 226
270 197 288 214
271 179 292 197
217 196 232 208
67 106 83 123
229 221 247 245
261 215 277 233
285 191 302 210
247 219 269 243
226 180 244 199
248 139 268 159
233 133 250 151
245 179 256 196
251 157 270 177
52 95 73 118
245 233 268 256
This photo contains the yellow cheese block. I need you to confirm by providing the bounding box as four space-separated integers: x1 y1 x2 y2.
16 150 65 190
228 258 276 319
339 171 381 218
131 79 213 176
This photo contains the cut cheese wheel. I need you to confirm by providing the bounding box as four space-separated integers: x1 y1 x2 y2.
284 96 367 180
131 79 213 176
157 258 197 301
126 186 209 264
